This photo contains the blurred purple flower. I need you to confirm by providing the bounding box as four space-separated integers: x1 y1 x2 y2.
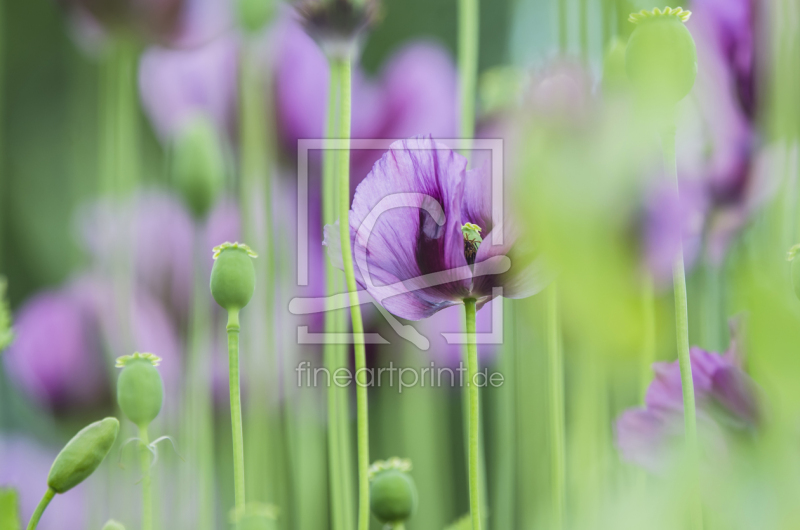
0 436 87 530
615 329 761 473
324 136 545 321
2 289 107 410
273 18 458 185
139 34 239 142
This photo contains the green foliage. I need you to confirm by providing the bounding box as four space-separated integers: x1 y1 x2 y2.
47 418 120 494
0 489 20 530
443 515 471 530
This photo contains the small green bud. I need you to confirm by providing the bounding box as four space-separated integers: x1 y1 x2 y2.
369 458 417 525
210 242 258 313
237 0 273 34
625 7 696 106
102 520 126 530
47 417 119 494
173 115 226 220
116 353 164 429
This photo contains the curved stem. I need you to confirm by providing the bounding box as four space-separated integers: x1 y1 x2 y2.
547 284 565 530
26 488 54 530
661 125 703 530
463 299 482 530
333 57 370 530
139 425 153 530
227 309 246 517
458 0 479 141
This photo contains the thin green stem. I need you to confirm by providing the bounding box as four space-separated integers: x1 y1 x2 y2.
139 426 153 530
559 0 568 52
227 309 246 517
463 299 482 530
458 0 479 141
547 284 565 530
333 57 370 530
661 125 703 530
642 275 656 401
26 488 54 530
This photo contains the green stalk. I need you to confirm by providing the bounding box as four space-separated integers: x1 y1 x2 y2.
458 0 479 141
661 125 703 530
332 57 370 530
463 299 482 530
547 284 565 530
227 309 246 517
26 489 54 530
323 58 355 530
559 0 568 52
642 276 656 401
492 298 516 530
579 0 589 60
139 426 153 530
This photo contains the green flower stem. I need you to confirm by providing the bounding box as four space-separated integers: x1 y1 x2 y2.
547 284 565 530
139 426 153 530
324 58 356 530
332 56 370 530
558 0 568 52
26 488 54 530
661 124 703 530
226 309 246 517
458 0 479 141
642 275 656 401
463 298 482 530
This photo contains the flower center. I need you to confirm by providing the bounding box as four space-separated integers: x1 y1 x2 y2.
461 223 483 266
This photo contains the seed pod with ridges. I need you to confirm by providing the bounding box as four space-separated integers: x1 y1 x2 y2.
47 417 119 494
369 458 417 525
625 7 697 106
116 353 164 429
210 242 258 312
102 520 126 530
173 115 225 220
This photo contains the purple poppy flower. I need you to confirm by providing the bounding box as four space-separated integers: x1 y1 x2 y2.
615 329 761 473
2 289 107 410
324 136 545 321
0 436 87 530
139 34 239 142
273 17 458 185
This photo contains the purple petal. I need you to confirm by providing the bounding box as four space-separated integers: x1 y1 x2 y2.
710 365 760 427
615 408 681 474
139 35 239 142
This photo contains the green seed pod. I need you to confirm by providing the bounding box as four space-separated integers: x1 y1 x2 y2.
369 458 417 525
101 520 126 530
116 353 164 429
602 37 629 94
173 115 225 220
237 0 274 34
47 417 119 494
210 242 258 312
625 7 697 106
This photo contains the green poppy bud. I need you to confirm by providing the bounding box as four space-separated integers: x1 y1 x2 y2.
625 7 696 106
787 245 800 300
368 458 417 525
47 417 120 494
173 115 225 220
102 520 126 530
237 0 273 34
116 353 164 429
210 242 258 314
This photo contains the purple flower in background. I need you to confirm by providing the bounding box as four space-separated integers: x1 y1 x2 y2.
273 18 458 185
615 328 761 473
2 289 107 410
139 34 239 142
324 136 545 321
0 437 87 530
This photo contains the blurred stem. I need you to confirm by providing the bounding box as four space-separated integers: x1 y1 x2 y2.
227 309 246 518
702 260 722 352
579 0 589 60
492 299 516 530
642 276 656 401
458 0 479 141
463 298 482 530
139 426 153 530
26 488 54 530
661 124 703 530
331 56 370 530
559 0 568 52
547 283 565 530
324 57 355 530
